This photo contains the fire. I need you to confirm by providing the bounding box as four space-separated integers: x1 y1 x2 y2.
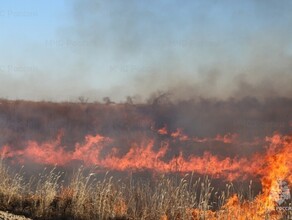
189 133 292 219
1 131 291 183
157 125 168 135
255 134 292 213
0 129 291 219
0 132 258 180
214 133 238 144
159 127 239 144
170 128 189 141
216 194 279 220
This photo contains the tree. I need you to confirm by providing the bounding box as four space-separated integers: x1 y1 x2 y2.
78 96 88 104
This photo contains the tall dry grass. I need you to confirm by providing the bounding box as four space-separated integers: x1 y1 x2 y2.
0 160 291 220
0 160 25 210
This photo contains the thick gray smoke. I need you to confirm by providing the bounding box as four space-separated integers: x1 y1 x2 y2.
0 0 292 101
0 97 291 159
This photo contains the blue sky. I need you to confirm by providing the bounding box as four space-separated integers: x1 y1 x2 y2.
0 0 292 101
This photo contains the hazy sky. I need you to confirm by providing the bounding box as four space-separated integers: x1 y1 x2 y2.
0 0 292 101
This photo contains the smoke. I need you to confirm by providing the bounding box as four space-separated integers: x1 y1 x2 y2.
0 97 291 155
62 0 292 101
0 0 292 101
0 97 290 184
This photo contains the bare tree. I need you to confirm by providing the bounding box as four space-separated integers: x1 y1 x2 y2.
78 96 89 104
149 91 172 106
103 97 115 105
126 96 133 105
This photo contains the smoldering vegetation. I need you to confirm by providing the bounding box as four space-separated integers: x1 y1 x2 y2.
0 95 291 160
0 96 291 219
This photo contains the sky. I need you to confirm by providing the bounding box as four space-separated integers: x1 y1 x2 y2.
0 0 292 102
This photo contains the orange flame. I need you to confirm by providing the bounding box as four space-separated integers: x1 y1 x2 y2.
0 132 291 184
255 134 292 213
0 131 291 219
157 125 168 135
170 128 189 141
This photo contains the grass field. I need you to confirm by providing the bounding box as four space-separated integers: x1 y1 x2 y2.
0 160 291 220
0 99 291 219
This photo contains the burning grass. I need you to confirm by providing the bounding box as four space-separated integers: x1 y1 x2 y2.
0 99 291 219
0 161 291 220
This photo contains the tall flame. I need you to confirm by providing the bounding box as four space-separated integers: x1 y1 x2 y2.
255 134 292 212
0 130 291 219
0 131 291 183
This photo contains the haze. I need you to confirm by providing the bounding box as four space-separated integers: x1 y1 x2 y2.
1 0 292 102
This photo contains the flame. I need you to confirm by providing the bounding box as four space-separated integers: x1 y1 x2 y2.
170 128 190 141
0 134 257 180
1 131 291 184
163 128 239 144
254 134 292 213
193 133 292 219
217 194 279 220
157 125 168 135
0 131 291 219
189 193 283 219
0 131 291 182
214 133 238 144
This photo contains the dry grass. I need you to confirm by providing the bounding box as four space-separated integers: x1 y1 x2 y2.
0 160 25 210
0 160 291 220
